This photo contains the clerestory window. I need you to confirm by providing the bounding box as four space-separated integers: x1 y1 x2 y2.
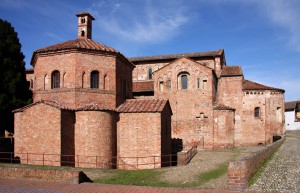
90 71 99 89
51 70 60 89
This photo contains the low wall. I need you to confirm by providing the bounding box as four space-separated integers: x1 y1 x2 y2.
0 166 90 184
227 138 285 191
177 146 197 166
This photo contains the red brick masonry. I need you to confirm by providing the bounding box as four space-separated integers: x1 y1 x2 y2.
227 138 285 191
0 166 88 184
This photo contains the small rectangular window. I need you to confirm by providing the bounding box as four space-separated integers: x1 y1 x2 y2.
197 78 200 89
276 107 282 122
159 81 164 92
254 107 260 117
202 79 207 90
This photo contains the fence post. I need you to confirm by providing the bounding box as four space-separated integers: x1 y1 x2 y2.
136 157 138 170
154 155 155 169
27 153 28 165
43 153 44 166
10 152 12 163
169 154 172 166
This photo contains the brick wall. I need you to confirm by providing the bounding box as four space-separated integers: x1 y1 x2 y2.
154 58 215 149
117 112 167 170
14 103 62 166
32 52 133 109
74 110 116 168
227 138 285 191
213 109 235 149
0 167 86 184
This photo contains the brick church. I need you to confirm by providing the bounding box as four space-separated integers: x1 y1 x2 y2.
15 12 285 169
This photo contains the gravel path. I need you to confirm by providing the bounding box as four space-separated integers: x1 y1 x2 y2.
250 131 300 192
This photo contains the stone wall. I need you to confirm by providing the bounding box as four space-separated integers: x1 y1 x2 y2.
0 167 86 184
227 138 285 191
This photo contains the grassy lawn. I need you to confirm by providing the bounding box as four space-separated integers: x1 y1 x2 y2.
94 161 230 188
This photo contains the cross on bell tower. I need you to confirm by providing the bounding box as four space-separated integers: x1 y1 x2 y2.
76 12 95 39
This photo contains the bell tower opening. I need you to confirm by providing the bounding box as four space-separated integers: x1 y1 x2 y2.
76 12 95 39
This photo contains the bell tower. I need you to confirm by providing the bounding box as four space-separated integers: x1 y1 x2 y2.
76 12 95 39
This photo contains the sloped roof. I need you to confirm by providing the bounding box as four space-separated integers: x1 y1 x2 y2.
13 100 73 112
31 39 126 65
116 99 170 113
129 49 224 63
132 81 154 92
33 39 119 54
285 101 300 111
243 80 285 92
214 104 236 111
13 100 115 112
221 66 243 77
76 103 114 111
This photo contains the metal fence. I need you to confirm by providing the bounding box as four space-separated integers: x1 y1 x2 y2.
0 147 197 170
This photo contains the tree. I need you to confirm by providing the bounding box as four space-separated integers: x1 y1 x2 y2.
0 19 32 134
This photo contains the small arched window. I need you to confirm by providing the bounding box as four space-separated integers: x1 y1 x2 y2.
81 30 85 37
51 70 60 89
254 107 260 118
148 67 153 80
90 71 99 89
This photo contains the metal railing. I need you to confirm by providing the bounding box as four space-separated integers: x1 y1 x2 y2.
0 148 197 169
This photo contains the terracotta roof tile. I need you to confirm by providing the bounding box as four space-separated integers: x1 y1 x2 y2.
132 81 154 92
221 66 243 77
76 12 95 20
243 80 285 92
129 49 224 62
285 101 300 111
214 104 235 111
13 100 73 112
33 39 119 54
13 100 115 112
116 99 169 113
76 103 114 111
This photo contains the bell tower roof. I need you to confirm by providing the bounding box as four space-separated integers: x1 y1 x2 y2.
76 12 95 39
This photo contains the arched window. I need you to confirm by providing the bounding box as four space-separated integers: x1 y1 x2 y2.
81 30 85 37
254 107 260 118
181 74 188 89
104 74 108 90
148 67 153 80
90 71 99 88
51 70 60 89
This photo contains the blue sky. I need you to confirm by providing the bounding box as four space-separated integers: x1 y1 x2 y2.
0 0 299 101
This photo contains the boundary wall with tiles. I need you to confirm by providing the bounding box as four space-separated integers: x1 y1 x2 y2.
0 166 89 184
227 138 285 191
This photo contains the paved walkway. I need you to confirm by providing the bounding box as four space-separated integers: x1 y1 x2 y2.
0 178 265 193
250 133 300 193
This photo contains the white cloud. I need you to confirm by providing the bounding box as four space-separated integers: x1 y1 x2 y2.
259 0 300 52
89 1 190 44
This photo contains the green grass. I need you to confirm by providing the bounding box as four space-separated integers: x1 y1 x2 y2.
248 152 276 187
197 162 228 185
94 169 170 187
